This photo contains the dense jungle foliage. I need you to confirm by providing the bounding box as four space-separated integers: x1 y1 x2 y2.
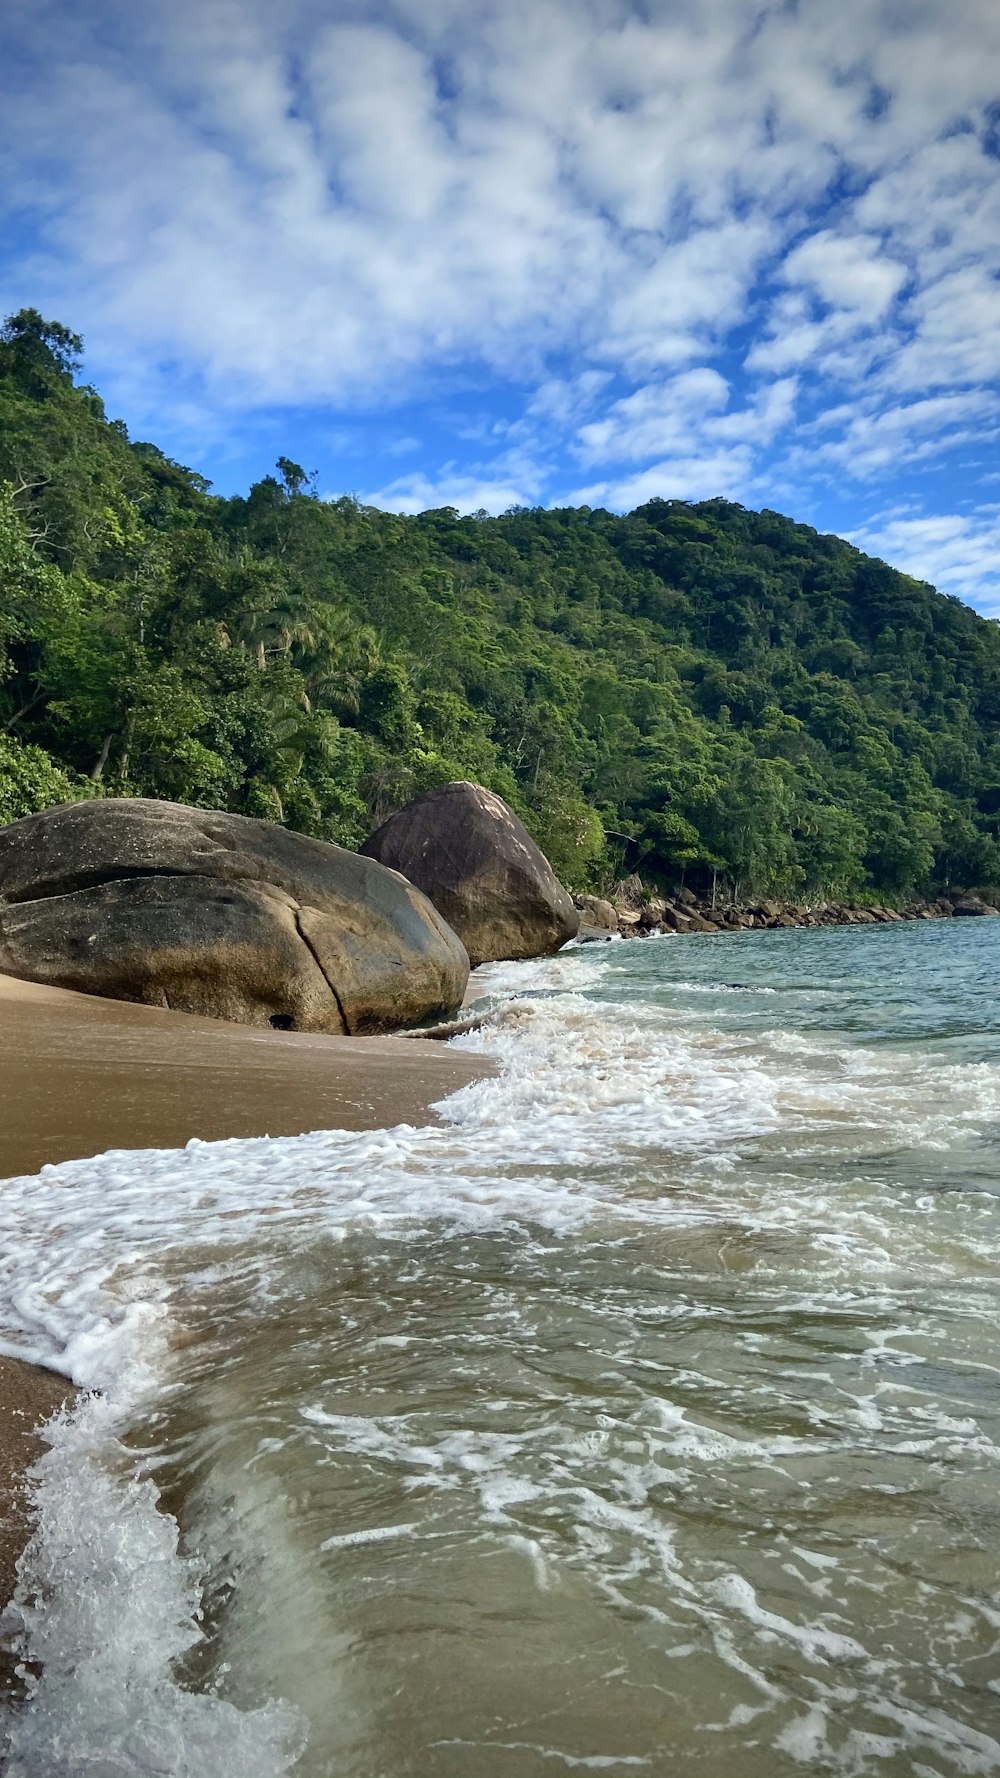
1 308 998 899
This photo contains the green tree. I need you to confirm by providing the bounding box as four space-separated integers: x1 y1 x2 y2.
2 304 999 904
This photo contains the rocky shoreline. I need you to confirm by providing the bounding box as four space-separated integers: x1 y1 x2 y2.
577 884 1000 940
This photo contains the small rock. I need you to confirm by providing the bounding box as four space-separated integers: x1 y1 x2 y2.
575 894 619 932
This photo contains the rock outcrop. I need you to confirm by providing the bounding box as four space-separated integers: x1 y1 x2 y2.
574 894 619 933
361 781 579 966
0 799 469 1033
607 882 1000 939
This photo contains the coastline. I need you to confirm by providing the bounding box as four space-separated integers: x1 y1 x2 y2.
0 1357 75 1689
0 922 996 1766
605 888 998 938
0 973 494 1664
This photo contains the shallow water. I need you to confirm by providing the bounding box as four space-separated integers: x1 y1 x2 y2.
3 921 1000 1776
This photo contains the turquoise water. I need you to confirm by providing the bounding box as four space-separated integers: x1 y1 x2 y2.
609 919 1000 1054
3 920 1000 1776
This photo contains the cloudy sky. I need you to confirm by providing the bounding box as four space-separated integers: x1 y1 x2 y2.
3 0 1000 610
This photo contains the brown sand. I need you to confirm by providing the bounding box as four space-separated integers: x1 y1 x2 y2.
0 972 490 1178
0 973 493 1646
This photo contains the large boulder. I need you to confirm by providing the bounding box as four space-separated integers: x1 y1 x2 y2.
0 799 469 1034
952 896 1000 917
361 781 579 966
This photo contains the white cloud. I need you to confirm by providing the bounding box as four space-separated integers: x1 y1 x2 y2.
781 231 908 322
358 469 537 516
748 230 910 380
576 369 729 465
3 0 992 408
889 266 1000 392
710 377 799 445
598 219 778 370
800 390 998 477
575 370 797 467
849 510 1000 617
525 371 613 428
571 448 754 510
1 0 1000 598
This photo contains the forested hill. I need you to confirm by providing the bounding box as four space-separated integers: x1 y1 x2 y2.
1 307 998 901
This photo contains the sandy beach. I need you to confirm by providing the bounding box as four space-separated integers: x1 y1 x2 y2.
0 972 492 1654
0 972 490 1177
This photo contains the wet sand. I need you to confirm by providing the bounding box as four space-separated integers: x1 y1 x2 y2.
0 1357 74 1684
0 974 492 1648
0 973 490 1178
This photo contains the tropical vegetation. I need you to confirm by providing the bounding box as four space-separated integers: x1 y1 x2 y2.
2 307 998 899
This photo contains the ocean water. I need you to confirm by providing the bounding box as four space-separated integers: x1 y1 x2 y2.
2 919 1000 1776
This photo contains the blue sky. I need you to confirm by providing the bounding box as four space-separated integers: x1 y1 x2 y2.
2 0 1000 611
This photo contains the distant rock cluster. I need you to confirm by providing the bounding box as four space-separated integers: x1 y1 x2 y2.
576 880 1000 941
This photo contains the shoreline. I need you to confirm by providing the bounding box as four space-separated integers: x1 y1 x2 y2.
0 973 494 1662
0 1357 75 1690
601 885 999 938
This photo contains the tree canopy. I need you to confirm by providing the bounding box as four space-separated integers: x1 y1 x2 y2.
1 308 998 899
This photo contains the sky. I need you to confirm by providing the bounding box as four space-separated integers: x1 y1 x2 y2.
2 0 1000 612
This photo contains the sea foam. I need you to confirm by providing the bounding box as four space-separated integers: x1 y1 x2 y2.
2 940 999 1775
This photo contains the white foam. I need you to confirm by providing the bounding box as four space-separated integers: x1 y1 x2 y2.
2 958 997 1394
1 941 999 1774
707 1573 867 1664
320 1522 418 1552
2 1394 306 1777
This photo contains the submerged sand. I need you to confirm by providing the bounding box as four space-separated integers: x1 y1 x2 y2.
0 973 492 1644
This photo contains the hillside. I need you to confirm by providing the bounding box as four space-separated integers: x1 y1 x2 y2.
1 307 998 900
